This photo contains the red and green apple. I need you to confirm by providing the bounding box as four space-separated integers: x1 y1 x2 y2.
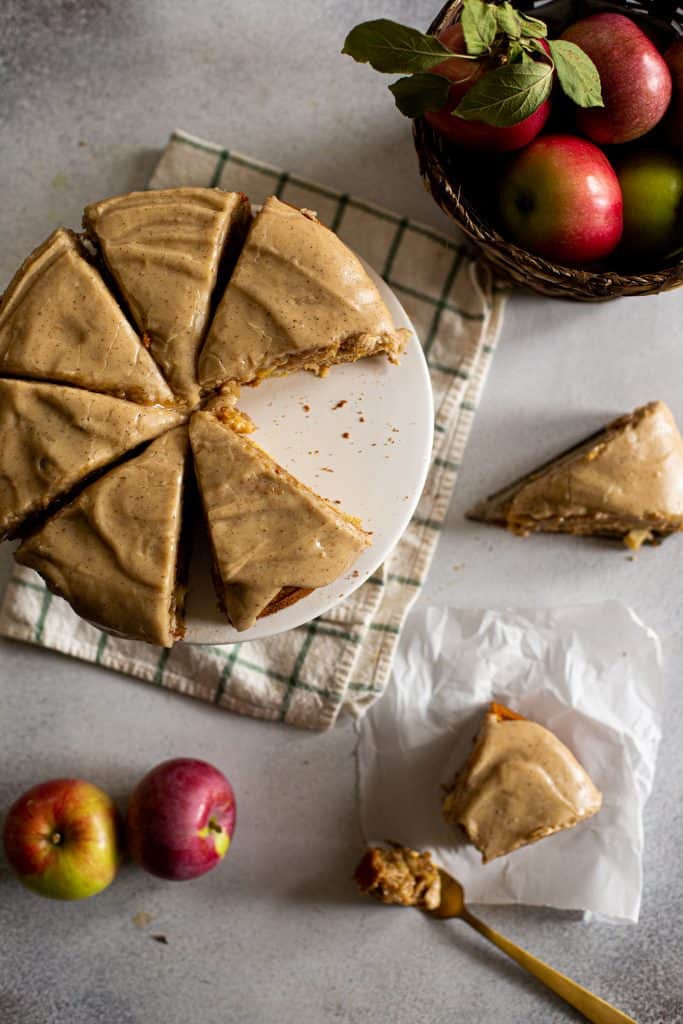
126 758 236 881
424 24 551 152
3 778 121 900
561 13 671 144
499 134 623 264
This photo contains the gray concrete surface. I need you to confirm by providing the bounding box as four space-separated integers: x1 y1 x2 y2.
0 2 681 1022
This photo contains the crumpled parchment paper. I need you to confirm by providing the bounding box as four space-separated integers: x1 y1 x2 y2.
357 602 662 922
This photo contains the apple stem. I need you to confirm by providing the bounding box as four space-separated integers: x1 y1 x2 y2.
207 817 223 834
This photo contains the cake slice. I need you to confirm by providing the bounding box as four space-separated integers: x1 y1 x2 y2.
468 401 683 549
16 427 189 646
442 703 602 863
0 229 173 405
189 409 371 632
83 187 251 405
353 846 441 910
198 195 409 392
0 378 185 540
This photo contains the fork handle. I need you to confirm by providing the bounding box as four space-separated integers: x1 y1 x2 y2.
461 907 637 1024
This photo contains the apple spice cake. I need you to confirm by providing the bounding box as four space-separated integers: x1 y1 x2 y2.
442 703 602 862
83 188 252 406
468 401 683 549
0 377 184 541
198 196 410 392
0 228 173 405
353 845 441 910
0 186 410 644
189 409 371 632
16 427 189 647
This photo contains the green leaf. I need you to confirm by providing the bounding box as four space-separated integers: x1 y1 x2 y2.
341 19 453 74
508 40 525 63
547 39 604 108
454 59 552 126
495 2 522 39
461 0 498 56
389 73 451 117
518 12 548 38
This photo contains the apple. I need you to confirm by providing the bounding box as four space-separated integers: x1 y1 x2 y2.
664 40 683 149
424 24 551 152
615 149 683 261
499 134 623 264
561 13 671 144
3 778 121 900
126 758 236 881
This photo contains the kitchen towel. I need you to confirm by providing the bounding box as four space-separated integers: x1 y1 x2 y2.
0 130 506 729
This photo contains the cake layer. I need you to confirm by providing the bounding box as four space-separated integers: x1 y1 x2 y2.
198 196 408 390
84 187 251 405
0 228 173 405
17 427 189 647
468 401 683 546
189 409 370 632
0 378 185 540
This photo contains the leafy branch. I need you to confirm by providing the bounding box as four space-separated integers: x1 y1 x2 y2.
342 2 603 127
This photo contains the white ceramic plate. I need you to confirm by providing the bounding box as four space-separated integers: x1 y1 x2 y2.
184 262 434 645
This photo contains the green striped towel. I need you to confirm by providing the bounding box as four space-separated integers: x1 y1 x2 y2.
0 130 506 729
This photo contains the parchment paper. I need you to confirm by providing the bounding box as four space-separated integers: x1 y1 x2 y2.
357 602 662 922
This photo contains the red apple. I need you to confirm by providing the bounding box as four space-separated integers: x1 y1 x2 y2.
664 40 683 149
424 24 551 152
3 778 121 900
561 13 671 144
126 758 236 881
499 134 623 264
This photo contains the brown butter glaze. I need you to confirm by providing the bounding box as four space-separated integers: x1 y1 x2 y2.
189 410 370 631
17 427 188 647
511 401 683 529
469 401 683 542
443 710 602 862
0 228 173 405
84 188 251 405
198 196 409 390
0 378 185 539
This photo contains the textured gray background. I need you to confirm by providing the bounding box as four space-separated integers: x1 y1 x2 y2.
1 2 682 1022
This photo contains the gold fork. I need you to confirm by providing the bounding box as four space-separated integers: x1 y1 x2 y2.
428 867 637 1024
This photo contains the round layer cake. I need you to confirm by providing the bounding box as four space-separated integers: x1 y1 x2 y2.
0 188 409 646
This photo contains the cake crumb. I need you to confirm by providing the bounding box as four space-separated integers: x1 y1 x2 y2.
342 432 350 439
333 399 347 410
132 911 153 929
302 404 311 413
359 415 365 423
151 934 168 945
321 467 334 473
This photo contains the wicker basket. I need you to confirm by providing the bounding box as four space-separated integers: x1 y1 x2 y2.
414 0 683 299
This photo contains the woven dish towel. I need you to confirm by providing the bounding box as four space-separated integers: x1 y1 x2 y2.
0 130 505 730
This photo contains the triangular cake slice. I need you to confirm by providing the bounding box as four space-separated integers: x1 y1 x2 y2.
83 188 251 405
16 427 189 647
0 378 185 540
468 401 683 549
442 703 602 862
198 195 409 392
0 229 173 405
189 409 371 632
